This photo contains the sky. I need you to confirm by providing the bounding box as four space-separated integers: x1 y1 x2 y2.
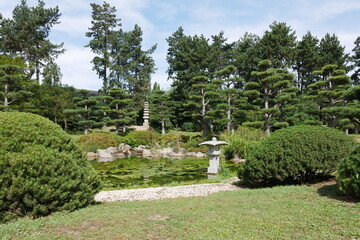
1 0 360 91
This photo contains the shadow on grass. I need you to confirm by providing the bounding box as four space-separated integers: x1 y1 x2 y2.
317 182 359 205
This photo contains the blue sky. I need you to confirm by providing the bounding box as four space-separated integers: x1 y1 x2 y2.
1 0 360 90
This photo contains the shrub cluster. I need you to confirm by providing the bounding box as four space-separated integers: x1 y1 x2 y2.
0 112 101 223
239 125 356 185
337 144 360 198
120 130 159 147
76 133 119 152
221 127 265 160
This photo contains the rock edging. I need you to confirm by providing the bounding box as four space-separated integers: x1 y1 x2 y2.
94 178 241 202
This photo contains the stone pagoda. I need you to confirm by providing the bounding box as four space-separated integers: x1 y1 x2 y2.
143 101 150 129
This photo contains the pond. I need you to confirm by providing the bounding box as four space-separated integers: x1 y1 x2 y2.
90 157 210 189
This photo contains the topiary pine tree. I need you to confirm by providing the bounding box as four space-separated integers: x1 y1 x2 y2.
244 60 295 136
307 64 351 129
0 55 30 110
184 75 222 136
149 89 175 134
107 88 136 134
215 65 243 131
64 89 98 134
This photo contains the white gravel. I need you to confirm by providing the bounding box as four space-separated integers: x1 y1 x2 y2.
94 178 241 202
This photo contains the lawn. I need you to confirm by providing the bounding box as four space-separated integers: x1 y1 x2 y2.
1 181 359 240
352 134 360 142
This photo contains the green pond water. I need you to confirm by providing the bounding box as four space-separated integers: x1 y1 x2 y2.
90 157 210 189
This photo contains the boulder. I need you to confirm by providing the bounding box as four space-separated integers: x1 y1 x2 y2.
195 152 206 158
113 152 126 159
142 149 152 158
118 143 132 152
169 152 186 159
96 149 113 162
186 152 197 158
160 147 174 156
106 146 119 154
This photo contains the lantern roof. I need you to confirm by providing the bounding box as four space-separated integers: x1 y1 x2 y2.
199 137 228 146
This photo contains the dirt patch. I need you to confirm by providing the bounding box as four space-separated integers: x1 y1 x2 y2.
48 220 105 236
148 214 171 221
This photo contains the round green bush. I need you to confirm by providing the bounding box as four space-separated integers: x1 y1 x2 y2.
239 125 356 185
76 133 119 152
122 130 159 147
337 144 360 198
0 112 101 223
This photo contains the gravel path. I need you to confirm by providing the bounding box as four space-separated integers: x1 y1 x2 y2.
95 178 241 202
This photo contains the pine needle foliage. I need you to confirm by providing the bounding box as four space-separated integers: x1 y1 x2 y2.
240 125 356 185
337 144 360 198
0 112 101 223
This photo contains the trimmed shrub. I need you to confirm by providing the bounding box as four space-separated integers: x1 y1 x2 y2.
239 125 356 185
122 131 159 147
76 133 119 152
221 127 265 160
0 112 101 223
337 144 360 198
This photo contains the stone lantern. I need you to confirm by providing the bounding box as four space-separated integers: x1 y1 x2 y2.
199 137 228 175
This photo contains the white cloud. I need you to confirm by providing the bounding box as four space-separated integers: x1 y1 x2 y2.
57 45 100 90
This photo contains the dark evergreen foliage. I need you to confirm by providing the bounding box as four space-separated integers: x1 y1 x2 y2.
337 144 360 198
239 125 356 185
0 112 101 223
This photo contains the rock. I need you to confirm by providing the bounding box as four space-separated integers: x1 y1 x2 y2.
118 143 131 152
161 147 174 156
106 147 118 154
142 149 152 158
96 149 113 162
186 152 197 157
87 152 97 160
113 152 126 159
169 152 185 159
195 152 206 158
123 150 132 157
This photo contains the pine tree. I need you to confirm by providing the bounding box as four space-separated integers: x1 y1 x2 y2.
107 88 136 134
351 36 360 85
0 0 64 82
318 33 349 69
216 65 243 131
307 64 351 128
232 32 261 86
122 25 156 104
258 22 297 69
86 1 120 92
149 89 174 134
0 55 28 110
294 31 320 93
244 60 295 136
185 76 222 136
64 90 98 134
42 61 62 86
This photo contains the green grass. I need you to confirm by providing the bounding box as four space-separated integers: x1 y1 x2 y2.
168 130 201 137
1 182 359 240
351 134 360 142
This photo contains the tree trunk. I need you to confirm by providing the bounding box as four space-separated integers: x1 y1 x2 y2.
84 128 88 135
227 95 231 131
64 119 68 131
161 120 165 135
264 89 270 136
4 84 9 107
